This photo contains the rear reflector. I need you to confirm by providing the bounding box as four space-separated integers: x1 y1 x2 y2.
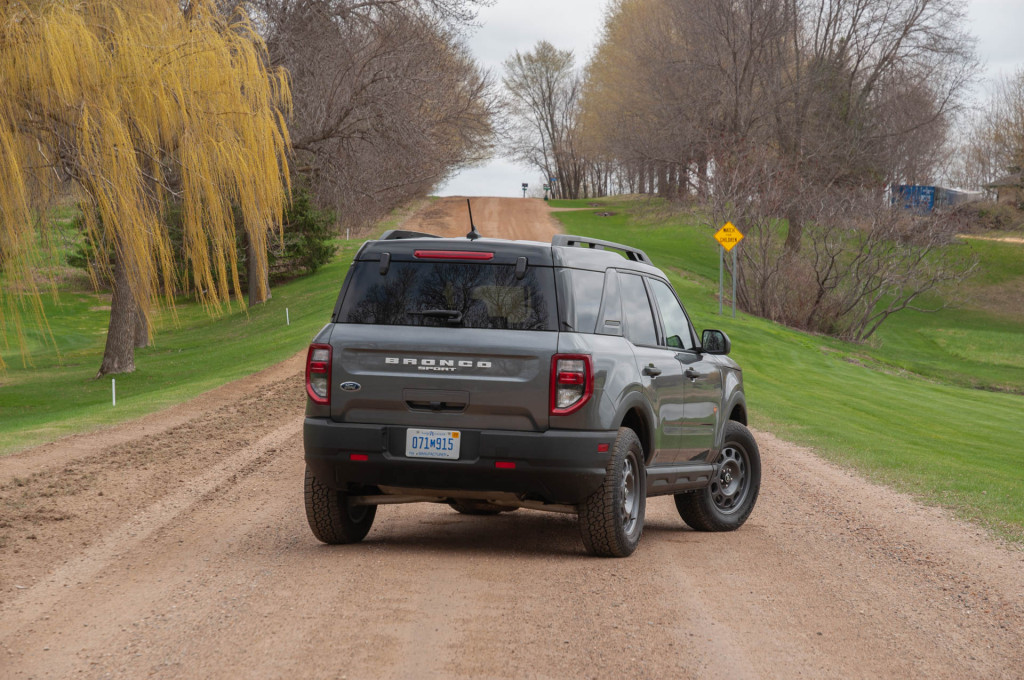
597 443 610 453
495 461 516 469
414 250 494 260
350 454 369 462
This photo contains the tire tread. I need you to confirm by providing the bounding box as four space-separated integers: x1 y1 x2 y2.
675 421 760 532
578 427 645 557
304 467 376 544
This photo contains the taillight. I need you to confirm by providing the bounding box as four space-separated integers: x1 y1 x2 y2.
305 344 332 404
550 354 593 415
413 250 494 260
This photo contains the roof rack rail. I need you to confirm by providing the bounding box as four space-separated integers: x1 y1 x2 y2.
379 229 441 241
551 234 652 264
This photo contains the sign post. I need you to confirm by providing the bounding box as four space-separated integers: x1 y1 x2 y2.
713 222 744 317
521 182 528 198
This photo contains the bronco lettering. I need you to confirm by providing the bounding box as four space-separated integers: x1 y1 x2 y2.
385 357 492 369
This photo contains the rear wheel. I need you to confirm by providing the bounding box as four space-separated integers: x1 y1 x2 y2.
578 427 646 557
674 421 760 532
304 466 376 544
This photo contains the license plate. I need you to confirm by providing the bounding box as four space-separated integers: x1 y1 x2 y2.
405 429 460 460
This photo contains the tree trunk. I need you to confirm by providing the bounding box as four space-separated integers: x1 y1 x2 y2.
133 298 149 349
784 205 804 254
97 252 137 378
697 156 709 198
246 232 271 307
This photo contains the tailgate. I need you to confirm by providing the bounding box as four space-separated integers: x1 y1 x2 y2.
329 325 557 432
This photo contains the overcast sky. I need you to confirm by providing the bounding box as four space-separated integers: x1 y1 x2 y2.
436 0 1024 198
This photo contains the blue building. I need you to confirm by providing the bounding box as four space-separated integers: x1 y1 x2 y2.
893 185 983 212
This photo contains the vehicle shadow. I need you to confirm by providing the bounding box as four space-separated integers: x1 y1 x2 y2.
301 505 704 559
356 507 585 559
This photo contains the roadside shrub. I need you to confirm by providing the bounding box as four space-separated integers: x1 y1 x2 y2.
263 187 336 283
962 201 1024 232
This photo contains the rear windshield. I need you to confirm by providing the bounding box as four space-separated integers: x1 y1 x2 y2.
338 261 558 331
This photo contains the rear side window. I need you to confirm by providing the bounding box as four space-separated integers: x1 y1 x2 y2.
558 268 604 333
619 273 658 346
339 261 557 331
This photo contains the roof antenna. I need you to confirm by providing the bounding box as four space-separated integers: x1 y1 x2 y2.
466 199 480 240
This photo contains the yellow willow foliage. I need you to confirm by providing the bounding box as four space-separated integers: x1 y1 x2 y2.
0 0 291 369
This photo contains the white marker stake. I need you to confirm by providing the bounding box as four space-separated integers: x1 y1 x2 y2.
286 308 290 325
112 378 116 406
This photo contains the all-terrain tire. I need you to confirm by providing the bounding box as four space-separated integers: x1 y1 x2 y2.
674 421 760 532
447 499 517 515
304 466 376 544
578 427 646 557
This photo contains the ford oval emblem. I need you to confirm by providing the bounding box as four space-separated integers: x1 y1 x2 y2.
340 381 361 392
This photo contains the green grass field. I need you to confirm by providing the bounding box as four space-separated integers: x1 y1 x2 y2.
0 250 354 453
0 194 418 453
3 196 1022 541
550 197 1024 540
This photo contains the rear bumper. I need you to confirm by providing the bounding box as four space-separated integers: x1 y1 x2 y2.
303 418 616 505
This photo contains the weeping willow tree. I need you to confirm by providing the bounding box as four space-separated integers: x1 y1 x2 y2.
0 0 291 376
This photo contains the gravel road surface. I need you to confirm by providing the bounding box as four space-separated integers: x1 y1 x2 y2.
1 198 1022 679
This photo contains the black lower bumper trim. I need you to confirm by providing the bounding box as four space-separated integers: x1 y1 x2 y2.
303 419 617 505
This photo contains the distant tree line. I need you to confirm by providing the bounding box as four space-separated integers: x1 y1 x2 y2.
502 0 985 341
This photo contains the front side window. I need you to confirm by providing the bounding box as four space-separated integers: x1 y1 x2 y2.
650 279 695 350
339 261 557 331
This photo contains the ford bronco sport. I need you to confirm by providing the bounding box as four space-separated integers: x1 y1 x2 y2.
303 228 760 557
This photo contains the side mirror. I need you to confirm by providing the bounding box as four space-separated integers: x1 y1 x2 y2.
701 329 731 355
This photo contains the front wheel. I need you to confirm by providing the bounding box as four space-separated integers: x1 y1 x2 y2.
674 421 760 532
304 466 376 544
578 427 646 557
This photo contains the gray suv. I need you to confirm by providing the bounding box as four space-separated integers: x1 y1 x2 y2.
303 230 760 556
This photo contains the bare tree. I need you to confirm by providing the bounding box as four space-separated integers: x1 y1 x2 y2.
705 147 977 340
502 41 591 199
579 0 979 341
956 69 1024 189
247 0 496 228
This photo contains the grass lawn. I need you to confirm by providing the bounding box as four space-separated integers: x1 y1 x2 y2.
0 251 354 454
0 199 431 454
550 197 1024 541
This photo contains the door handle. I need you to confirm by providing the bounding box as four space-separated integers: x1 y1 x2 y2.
643 364 662 377
684 367 700 380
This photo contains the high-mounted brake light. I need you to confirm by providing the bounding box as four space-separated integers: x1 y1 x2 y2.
550 354 593 416
305 344 332 404
414 250 494 260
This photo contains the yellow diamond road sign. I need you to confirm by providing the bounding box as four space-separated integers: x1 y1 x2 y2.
714 222 744 252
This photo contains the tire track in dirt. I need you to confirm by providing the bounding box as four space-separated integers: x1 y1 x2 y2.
0 421 297 631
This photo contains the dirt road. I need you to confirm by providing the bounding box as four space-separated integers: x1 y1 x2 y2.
2 198 1023 679
397 196 563 241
